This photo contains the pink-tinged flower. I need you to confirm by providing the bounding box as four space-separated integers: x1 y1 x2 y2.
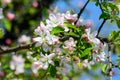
65 11 78 22
18 35 31 44
0 8 4 19
85 28 100 45
10 55 25 74
7 12 15 20
93 51 106 62
32 1 38 8
76 18 84 27
32 61 44 74
82 59 94 69
5 38 12 45
39 53 55 70
32 37 45 47
45 34 59 45
42 43 52 52
85 20 94 28
63 37 77 50
35 22 50 36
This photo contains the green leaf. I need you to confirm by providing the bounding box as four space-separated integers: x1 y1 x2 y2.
102 64 108 74
99 13 110 20
116 59 120 63
3 19 12 31
65 22 78 31
81 48 92 59
66 32 79 37
116 19 120 28
54 60 60 67
49 65 56 77
0 28 4 39
51 26 64 36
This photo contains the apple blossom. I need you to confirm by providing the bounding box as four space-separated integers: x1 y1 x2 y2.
7 12 15 20
63 37 77 51
18 35 31 44
65 11 78 22
10 55 25 74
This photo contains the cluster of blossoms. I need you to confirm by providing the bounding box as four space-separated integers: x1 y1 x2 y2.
9 11 106 76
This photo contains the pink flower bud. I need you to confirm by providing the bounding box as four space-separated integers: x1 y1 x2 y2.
5 38 12 45
85 20 94 28
7 12 15 20
82 34 87 38
88 40 92 44
112 70 116 75
32 1 39 8
0 71 5 77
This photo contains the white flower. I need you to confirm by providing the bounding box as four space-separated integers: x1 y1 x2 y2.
86 28 100 45
42 43 52 52
34 21 51 36
45 34 59 45
65 11 78 22
10 55 25 74
32 61 44 74
82 59 94 69
32 37 45 47
93 51 106 62
63 37 77 50
40 53 56 70
18 35 31 44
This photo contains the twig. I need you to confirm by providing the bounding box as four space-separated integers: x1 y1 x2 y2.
108 43 112 80
75 0 90 24
96 19 107 37
0 42 36 55
98 1 104 13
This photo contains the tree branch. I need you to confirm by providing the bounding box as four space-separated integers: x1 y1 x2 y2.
0 42 36 55
98 1 104 13
75 0 90 24
108 43 112 80
96 19 107 37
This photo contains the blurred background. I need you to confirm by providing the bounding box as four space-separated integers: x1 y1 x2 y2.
0 0 120 80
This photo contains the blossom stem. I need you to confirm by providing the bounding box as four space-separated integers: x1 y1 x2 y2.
75 0 90 24
108 43 112 80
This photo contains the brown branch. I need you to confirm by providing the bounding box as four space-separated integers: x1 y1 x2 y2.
108 43 112 80
75 0 90 24
0 42 36 55
96 19 107 37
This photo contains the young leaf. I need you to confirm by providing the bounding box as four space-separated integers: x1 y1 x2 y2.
51 26 64 36
99 13 110 20
116 19 120 28
0 28 4 39
102 64 108 74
